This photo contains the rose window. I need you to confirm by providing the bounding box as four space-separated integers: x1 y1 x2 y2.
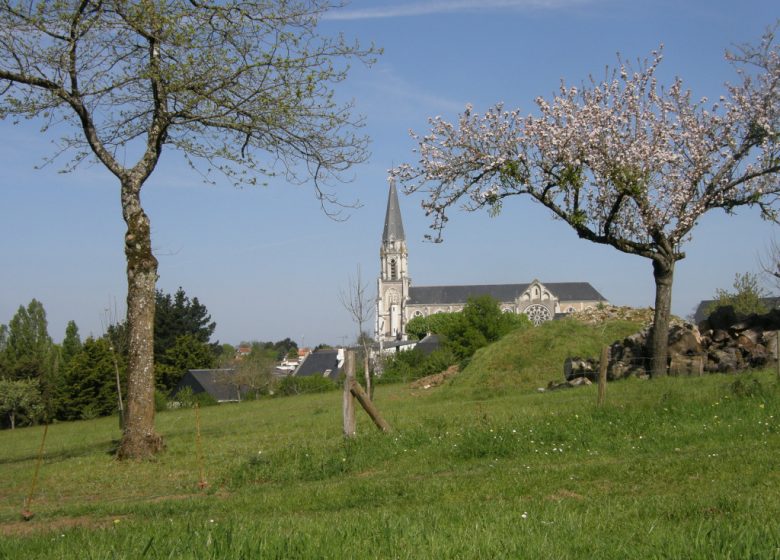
525 304 552 326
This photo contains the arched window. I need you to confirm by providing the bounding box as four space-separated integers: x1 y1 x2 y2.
413 310 423 318
390 258 397 280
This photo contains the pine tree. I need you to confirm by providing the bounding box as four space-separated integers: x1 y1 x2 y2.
64 338 123 421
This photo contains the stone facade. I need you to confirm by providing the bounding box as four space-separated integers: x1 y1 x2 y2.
376 183 608 342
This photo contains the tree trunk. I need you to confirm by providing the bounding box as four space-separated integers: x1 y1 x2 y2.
648 258 675 378
363 351 372 400
116 181 164 459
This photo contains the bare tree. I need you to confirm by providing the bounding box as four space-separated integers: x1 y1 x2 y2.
0 1 376 458
339 265 374 397
759 237 780 291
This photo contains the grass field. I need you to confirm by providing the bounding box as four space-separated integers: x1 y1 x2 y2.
1 321 779 558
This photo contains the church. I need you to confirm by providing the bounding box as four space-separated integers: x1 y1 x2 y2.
376 182 608 342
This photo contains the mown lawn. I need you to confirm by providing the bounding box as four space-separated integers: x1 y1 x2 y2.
1 362 778 559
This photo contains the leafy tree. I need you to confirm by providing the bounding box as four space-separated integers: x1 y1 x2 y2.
156 333 216 393
394 29 780 377
406 312 463 341
709 272 770 316
3 299 53 381
234 345 277 399
463 295 528 343
268 338 299 361
0 1 376 458
0 378 44 429
64 337 124 421
1 299 63 419
404 297 529 361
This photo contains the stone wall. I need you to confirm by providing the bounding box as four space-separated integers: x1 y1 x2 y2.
564 306 780 382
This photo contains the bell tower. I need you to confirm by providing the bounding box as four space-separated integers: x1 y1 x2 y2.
377 179 410 341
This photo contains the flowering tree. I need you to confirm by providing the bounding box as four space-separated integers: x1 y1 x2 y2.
394 29 780 377
0 1 375 458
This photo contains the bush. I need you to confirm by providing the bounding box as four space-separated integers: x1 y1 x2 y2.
154 389 169 412
278 375 337 396
379 347 458 384
170 386 217 408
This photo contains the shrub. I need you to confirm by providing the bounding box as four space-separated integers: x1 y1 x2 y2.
379 347 458 384
278 375 337 396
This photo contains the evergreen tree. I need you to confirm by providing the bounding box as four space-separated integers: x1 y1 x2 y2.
156 334 216 393
61 321 83 368
0 324 8 378
155 287 217 363
64 337 123 421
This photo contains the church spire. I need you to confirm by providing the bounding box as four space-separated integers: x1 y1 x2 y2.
382 179 405 243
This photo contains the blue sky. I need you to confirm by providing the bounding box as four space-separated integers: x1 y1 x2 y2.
0 0 778 347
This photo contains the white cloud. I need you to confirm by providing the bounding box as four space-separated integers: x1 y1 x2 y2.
323 0 591 20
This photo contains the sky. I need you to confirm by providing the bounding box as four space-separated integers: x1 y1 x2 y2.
0 0 778 347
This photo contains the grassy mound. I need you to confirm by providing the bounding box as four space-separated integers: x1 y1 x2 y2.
448 317 643 397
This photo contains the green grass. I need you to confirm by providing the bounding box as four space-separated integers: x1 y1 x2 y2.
1 324 779 558
449 317 643 396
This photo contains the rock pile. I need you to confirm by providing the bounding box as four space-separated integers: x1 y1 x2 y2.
564 306 780 382
569 305 683 327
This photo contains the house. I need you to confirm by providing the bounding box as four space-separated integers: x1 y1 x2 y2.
173 369 243 402
294 348 344 381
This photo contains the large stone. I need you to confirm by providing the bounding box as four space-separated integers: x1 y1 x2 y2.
669 355 704 376
563 357 598 381
668 324 703 356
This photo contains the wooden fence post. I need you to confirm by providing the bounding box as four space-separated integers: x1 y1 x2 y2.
597 345 609 407
343 350 356 438
776 331 779 381
350 378 392 433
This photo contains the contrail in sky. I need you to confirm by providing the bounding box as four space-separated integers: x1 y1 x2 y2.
322 0 591 20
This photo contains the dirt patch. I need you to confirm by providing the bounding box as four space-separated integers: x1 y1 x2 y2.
0 515 125 537
546 489 584 502
409 365 459 390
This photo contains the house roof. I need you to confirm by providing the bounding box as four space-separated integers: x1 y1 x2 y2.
382 181 405 243
408 282 606 305
415 334 441 355
176 369 242 402
295 350 341 380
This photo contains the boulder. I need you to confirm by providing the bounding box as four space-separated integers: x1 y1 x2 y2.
563 357 597 381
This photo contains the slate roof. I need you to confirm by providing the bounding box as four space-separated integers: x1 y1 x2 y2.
175 369 242 402
295 350 341 381
415 334 442 355
382 181 405 243
408 282 606 305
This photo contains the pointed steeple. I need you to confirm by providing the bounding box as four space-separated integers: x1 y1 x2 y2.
382 179 405 243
